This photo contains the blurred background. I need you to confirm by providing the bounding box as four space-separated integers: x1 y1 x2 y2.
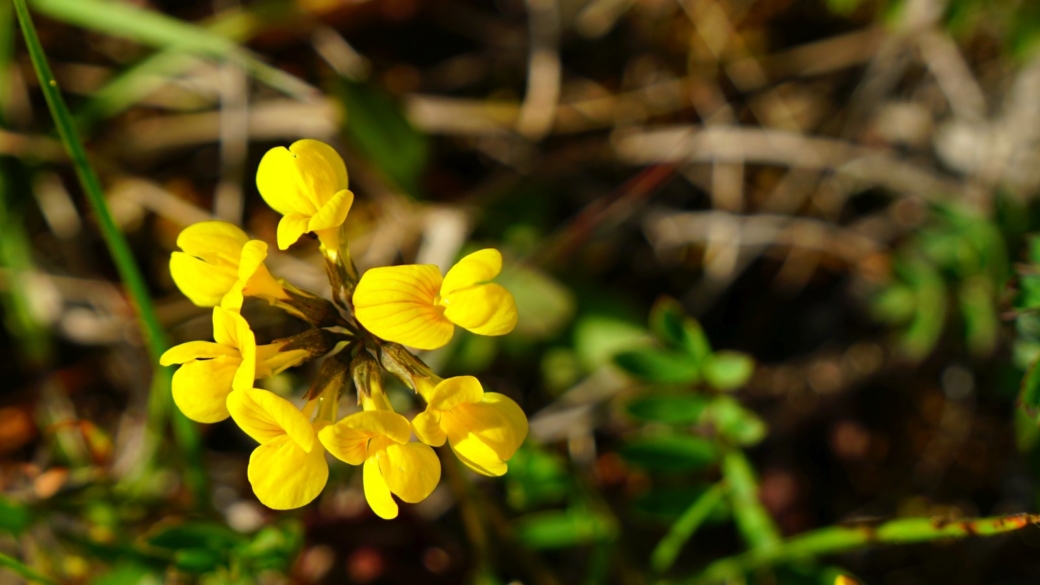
7 0 1040 583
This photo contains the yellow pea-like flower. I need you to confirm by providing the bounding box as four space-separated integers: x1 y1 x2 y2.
319 410 441 519
159 307 308 423
227 388 328 510
170 221 286 308
353 249 518 350
412 376 527 476
256 139 355 252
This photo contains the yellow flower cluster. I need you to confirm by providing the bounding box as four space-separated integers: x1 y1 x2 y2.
163 139 526 518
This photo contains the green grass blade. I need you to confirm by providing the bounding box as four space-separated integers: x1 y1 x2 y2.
75 7 271 128
28 0 315 100
12 0 205 503
650 481 728 575
0 552 58 585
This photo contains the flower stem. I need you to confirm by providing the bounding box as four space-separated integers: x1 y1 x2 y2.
650 481 729 575
683 513 1040 584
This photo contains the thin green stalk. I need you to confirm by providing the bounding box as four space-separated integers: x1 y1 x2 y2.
12 0 205 502
29 0 315 100
721 449 781 550
650 481 729 575
76 4 298 128
686 513 1040 584
0 552 58 585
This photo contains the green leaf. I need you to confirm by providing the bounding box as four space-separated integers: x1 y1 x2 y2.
147 522 246 553
872 284 917 323
619 435 717 472
505 444 570 510
625 394 709 425
336 79 427 195
649 297 688 348
702 351 755 391
1020 355 1040 414
632 484 729 524
173 549 224 574
681 319 713 363
499 266 576 340
896 257 947 360
574 315 653 370
959 277 998 356
705 396 768 446
614 349 700 383
90 563 161 585
514 510 616 549
1014 275 1040 311
0 497 31 535
238 522 303 571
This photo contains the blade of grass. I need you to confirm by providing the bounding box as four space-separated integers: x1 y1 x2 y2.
0 1 50 367
721 449 782 550
75 7 264 127
12 0 205 503
0 552 58 585
76 4 302 128
28 0 316 101
650 481 729 575
685 513 1040 584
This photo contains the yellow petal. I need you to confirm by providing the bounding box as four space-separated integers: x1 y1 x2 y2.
443 283 517 336
177 221 249 264
230 312 258 392
379 442 441 504
256 344 309 377
277 214 311 251
448 430 508 477
211 307 239 347
443 393 528 476
248 434 328 510
363 456 398 519
169 252 237 307
171 356 239 423
425 376 483 411
318 410 413 465
307 189 354 232
227 388 315 451
239 241 286 301
160 340 236 366
353 265 454 350
466 393 529 458
411 410 446 447
256 140 348 216
441 249 503 296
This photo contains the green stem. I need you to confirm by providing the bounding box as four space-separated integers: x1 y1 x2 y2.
12 0 205 503
0 552 58 585
650 481 729 575
721 449 781 550
685 513 1040 584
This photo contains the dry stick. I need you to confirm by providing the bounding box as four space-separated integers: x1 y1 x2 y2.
515 0 560 140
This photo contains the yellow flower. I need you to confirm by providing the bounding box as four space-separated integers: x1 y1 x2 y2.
227 388 328 510
170 221 285 308
412 376 527 476
256 139 355 252
159 307 308 423
319 410 441 519
353 249 518 350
